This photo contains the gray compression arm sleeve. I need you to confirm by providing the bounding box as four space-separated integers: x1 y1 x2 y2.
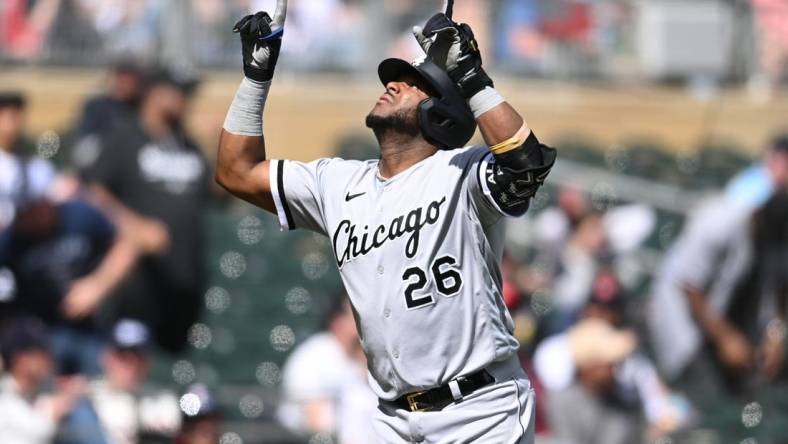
222 78 271 136
469 87 505 119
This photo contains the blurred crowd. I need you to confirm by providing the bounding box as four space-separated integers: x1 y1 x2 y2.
0 61 224 442
2 0 787 85
0 55 376 443
499 139 788 443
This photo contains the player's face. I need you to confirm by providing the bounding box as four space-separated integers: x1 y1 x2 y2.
369 74 431 119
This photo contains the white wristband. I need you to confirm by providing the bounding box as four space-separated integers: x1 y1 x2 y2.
469 87 505 119
222 77 271 137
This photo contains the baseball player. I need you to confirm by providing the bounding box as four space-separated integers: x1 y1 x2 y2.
216 1 556 442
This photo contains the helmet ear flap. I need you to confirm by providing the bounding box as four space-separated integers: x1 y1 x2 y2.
417 95 476 150
424 102 453 129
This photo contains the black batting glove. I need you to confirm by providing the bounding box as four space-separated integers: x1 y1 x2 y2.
233 8 284 82
413 13 493 99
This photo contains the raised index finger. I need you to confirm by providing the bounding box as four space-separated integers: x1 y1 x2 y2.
271 0 288 29
445 0 454 20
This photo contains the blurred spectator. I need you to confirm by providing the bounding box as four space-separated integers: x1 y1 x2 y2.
46 0 103 62
48 0 164 62
0 91 56 232
522 186 654 281
0 316 83 444
73 60 145 139
0 90 71 351
278 297 375 443
493 0 546 72
265 0 364 71
85 319 181 443
649 193 752 382
601 204 656 257
0 90 142 375
505 187 654 344
725 134 788 212
0 0 63 60
648 190 788 421
85 0 163 59
0 194 139 375
190 0 228 65
751 0 788 92
493 0 596 75
174 384 222 444
501 186 590 307
535 319 642 444
543 209 607 335
74 67 210 353
726 190 788 385
189 0 240 67
535 280 692 443
530 186 590 263
537 1 593 44
536 317 640 444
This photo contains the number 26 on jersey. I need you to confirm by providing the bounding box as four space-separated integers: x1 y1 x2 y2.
402 255 464 310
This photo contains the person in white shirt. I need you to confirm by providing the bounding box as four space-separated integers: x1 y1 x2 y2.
725 135 788 213
0 316 81 444
0 91 56 232
535 282 693 444
88 319 180 444
278 296 376 443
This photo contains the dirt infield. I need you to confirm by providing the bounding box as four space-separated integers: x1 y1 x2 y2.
1 68 786 160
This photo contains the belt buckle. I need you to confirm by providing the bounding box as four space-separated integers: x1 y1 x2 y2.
405 390 427 412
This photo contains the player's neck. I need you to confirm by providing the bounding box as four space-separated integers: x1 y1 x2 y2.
377 136 437 179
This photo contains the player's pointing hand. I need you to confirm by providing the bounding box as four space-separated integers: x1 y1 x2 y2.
412 7 493 99
233 0 288 82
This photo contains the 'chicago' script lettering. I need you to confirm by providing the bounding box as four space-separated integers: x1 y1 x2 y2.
332 197 447 267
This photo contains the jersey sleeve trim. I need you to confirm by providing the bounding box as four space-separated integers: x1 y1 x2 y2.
269 159 295 231
476 151 509 216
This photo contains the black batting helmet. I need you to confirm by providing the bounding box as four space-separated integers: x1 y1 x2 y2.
378 58 476 150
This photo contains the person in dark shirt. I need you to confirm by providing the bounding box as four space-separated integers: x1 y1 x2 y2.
0 198 139 375
73 60 145 138
76 67 210 353
725 190 788 388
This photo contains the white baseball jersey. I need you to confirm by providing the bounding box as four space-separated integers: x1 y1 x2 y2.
270 146 522 400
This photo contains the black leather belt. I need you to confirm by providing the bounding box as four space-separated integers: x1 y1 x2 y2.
391 369 495 412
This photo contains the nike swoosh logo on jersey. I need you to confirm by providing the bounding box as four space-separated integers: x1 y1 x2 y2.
345 191 366 202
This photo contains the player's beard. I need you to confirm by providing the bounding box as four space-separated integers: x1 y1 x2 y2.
365 107 420 139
